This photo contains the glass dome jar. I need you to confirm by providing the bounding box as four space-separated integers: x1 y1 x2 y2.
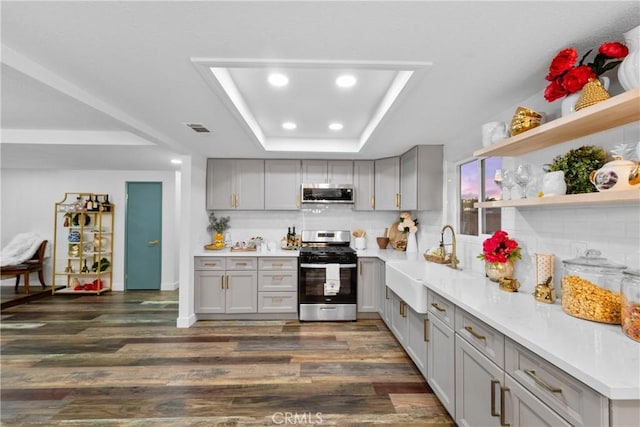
561 249 627 324
621 269 640 342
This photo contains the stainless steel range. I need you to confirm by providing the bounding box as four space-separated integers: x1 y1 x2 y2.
298 230 357 321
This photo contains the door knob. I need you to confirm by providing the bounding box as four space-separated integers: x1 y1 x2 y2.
148 240 159 246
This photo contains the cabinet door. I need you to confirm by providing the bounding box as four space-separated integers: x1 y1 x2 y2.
264 160 301 210
504 375 572 427
327 160 353 184
357 258 379 312
400 147 418 210
415 145 443 211
406 307 428 378
235 160 264 210
225 271 258 313
302 160 328 183
353 160 375 211
206 159 234 210
455 334 504 427
390 292 407 343
194 270 226 313
427 315 456 417
374 157 400 211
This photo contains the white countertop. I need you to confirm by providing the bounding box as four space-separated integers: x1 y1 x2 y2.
194 248 299 257
383 256 640 401
193 246 640 399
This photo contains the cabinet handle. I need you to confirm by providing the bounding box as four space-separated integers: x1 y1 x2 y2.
464 325 486 341
272 263 283 267
385 286 390 300
220 275 224 290
235 193 239 207
296 193 300 208
424 318 429 342
204 263 218 267
231 194 235 208
148 240 159 246
235 262 247 266
225 275 229 289
490 379 500 417
500 386 510 427
371 195 375 209
395 193 400 208
524 369 562 393
431 302 446 312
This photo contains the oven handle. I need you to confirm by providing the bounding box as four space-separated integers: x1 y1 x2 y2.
300 263 357 269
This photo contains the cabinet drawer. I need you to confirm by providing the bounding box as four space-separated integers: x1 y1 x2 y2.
505 339 608 427
455 309 504 368
258 257 297 270
427 290 455 328
258 291 297 313
258 271 298 292
226 257 257 270
195 257 225 270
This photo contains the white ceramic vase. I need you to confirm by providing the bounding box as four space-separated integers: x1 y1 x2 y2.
542 171 567 196
561 76 609 116
406 232 418 253
618 24 640 91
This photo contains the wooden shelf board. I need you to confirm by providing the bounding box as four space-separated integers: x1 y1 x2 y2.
474 189 640 208
53 288 111 295
473 88 640 158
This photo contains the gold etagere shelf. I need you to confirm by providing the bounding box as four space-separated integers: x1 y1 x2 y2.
52 192 114 295
474 88 640 209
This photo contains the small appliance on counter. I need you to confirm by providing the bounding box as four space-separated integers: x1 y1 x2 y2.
298 230 357 321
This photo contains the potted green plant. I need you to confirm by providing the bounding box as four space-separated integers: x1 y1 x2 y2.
545 145 608 194
207 212 230 248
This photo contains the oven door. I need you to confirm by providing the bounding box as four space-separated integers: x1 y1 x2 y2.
298 263 357 304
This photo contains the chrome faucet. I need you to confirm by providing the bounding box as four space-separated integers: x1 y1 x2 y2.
440 225 459 270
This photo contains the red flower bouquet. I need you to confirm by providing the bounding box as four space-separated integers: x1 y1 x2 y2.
544 42 628 102
477 230 522 264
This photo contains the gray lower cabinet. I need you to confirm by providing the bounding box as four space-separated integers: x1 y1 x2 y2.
357 258 381 313
194 257 257 314
257 257 298 313
426 290 455 417
264 159 301 210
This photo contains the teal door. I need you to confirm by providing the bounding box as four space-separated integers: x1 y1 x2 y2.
125 182 162 290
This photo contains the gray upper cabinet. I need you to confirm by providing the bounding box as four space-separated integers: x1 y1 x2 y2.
400 145 443 211
206 159 265 210
302 160 353 184
374 156 400 211
353 160 375 211
264 159 301 210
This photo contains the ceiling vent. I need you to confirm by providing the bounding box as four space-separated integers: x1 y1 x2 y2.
185 123 210 133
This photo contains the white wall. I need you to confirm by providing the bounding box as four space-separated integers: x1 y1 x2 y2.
1 168 179 291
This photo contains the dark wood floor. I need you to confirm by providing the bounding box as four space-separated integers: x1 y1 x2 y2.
1 290 454 426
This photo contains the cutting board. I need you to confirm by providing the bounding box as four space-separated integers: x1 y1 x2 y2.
388 221 407 250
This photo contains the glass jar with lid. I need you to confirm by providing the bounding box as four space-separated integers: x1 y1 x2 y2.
561 249 627 324
621 269 640 342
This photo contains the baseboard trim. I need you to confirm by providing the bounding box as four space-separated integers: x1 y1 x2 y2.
176 314 196 328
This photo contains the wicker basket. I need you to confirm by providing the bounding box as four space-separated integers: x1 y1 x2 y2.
424 253 449 264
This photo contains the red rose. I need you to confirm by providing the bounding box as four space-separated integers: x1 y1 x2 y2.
546 48 578 80
562 65 596 93
599 42 629 59
544 78 568 102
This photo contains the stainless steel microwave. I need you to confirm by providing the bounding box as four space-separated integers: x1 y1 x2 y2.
301 183 354 204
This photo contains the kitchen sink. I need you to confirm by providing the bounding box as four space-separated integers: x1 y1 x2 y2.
385 259 464 313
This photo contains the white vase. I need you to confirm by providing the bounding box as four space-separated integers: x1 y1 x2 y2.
542 171 567 196
618 24 640 91
406 232 418 253
561 76 609 116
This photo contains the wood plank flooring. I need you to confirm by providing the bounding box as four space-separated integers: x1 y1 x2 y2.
1 290 454 426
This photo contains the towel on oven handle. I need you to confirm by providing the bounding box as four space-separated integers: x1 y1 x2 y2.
324 263 341 295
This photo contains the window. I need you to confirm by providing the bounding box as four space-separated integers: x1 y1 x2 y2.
459 157 502 236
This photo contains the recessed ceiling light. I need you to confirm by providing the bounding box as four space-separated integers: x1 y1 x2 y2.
282 122 297 130
329 123 344 131
171 159 182 164
268 73 289 87
336 74 357 88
